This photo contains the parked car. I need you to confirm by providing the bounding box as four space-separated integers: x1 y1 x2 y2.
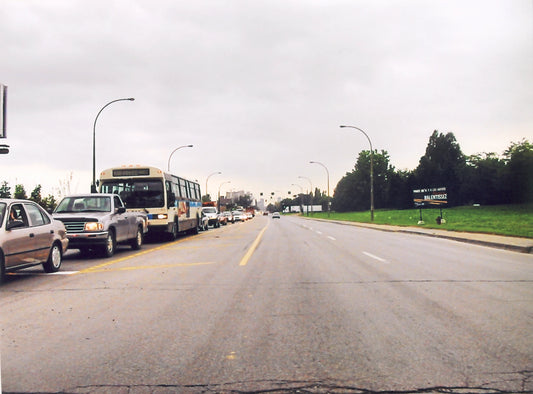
272 212 281 219
198 210 209 231
0 199 69 282
53 194 147 257
232 210 246 222
217 213 228 226
202 206 220 228
221 211 234 223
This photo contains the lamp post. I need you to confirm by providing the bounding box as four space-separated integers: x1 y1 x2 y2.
205 171 222 201
218 181 231 212
340 125 374 221
298 175 313 216
291 183 304 214
167 144 193 172
309 161 330 217
92 98 135 192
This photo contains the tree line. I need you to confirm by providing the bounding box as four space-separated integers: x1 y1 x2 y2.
280 131 532 212
0 182 58 211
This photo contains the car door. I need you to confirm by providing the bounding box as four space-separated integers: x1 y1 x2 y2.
113 195 130 241
3 203 36 268
25 202 53 263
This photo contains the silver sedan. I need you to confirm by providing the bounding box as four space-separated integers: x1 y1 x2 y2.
0 199 68 282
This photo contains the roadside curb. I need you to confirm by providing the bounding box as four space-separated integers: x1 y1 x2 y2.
300 216 533 254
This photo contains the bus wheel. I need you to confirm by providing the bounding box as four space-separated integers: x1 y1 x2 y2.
192 217 199 234
169 222 178 241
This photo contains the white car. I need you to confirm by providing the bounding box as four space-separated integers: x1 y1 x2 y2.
232 210 246 222
272 212 281 219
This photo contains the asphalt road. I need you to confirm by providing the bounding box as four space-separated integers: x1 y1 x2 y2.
1 215 532 393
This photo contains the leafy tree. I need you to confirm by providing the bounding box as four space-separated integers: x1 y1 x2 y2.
332 150 397 212
0 181 11 198
14 184 27 199
504 139 533 203
236 194 253 209
461 153 508 205
30 184 43 205
414 130 466 206
41 195 58 212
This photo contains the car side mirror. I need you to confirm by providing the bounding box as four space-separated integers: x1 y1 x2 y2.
7 220 26 230
116 207 126 214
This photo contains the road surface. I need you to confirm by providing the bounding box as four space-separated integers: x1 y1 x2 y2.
1 215 532 393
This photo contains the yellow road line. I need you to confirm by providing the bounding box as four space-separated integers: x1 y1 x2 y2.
239 222 269 266
77 237 190 274
85 261 216 273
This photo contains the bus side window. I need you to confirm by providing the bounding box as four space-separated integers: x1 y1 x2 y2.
166 181 176 208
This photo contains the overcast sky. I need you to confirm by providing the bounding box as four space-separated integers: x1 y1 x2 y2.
1 0 532 201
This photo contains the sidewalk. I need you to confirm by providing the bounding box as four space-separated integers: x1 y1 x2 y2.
303 217 533 254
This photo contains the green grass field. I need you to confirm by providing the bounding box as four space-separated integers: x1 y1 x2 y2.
306 204 532 238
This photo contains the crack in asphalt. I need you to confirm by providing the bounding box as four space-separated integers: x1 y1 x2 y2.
3 379 532 394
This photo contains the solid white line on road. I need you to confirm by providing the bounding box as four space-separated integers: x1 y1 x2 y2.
363 251 388 263
327 236 336 241
316 231 322 235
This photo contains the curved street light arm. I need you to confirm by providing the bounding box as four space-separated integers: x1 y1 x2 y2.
205 171 222 199
339 124 374 220
92 97 135 192
309 161 330 216
167 144 194 172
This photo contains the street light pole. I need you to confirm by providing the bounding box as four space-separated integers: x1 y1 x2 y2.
92 97 135 193
340 125 374 221
310 161 330 217
298 175 313 216
218 181 231 212
167 144 193 172
291 183 304 214
205 171 222 201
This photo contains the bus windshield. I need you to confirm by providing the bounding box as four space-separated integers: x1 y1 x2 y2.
101 180 165 208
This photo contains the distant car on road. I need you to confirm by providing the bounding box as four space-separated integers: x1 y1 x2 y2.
0 199 69 282
221 211 234 223
202 206 220 228
217 212 228 226
272 212 281 219
232 210 246 222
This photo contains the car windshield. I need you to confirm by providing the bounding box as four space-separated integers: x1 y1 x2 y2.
203 207 217 213
55 196 111 213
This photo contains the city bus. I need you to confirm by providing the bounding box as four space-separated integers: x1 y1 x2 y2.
99 165 202 239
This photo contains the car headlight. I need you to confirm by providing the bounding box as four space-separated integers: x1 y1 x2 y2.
84 222 104 231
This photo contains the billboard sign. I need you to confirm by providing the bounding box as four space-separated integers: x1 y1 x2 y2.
413 187 447 207
0 84 6 138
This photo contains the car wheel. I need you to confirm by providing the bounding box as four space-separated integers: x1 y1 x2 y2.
130 227 143 250
102 230 116 258
43 243 62 273
0 254 5 284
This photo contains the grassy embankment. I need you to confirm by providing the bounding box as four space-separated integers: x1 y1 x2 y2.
306 204 532 238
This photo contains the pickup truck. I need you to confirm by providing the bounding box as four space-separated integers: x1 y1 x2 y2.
52 193 148 257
